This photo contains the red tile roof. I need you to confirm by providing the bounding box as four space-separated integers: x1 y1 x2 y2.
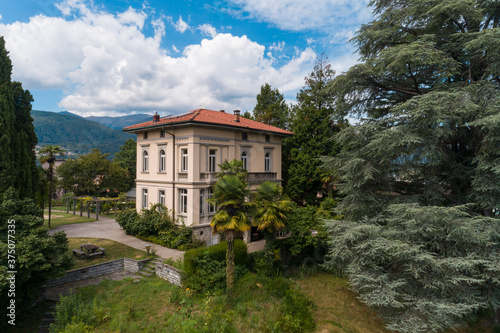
123 109 293 135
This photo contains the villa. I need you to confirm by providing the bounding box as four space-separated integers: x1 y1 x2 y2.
123 108 292 245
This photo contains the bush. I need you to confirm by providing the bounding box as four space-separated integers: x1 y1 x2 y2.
184 240 248 277
116 205 198 250
184 240 249 292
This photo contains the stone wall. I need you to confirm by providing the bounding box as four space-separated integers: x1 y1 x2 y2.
155 261 183 286
45 258 152 287
45 259 124 287
124 258 151 273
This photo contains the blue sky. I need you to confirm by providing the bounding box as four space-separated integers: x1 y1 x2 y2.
0 0 372 117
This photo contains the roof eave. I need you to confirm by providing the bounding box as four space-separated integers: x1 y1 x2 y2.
123 120 293 136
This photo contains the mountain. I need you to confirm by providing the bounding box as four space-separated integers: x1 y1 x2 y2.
85 114 152 130
32 110 135 158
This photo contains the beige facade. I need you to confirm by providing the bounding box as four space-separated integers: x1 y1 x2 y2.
124 109 292 244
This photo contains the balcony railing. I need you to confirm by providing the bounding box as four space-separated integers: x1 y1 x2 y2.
199 172 277 183
247 172 277 183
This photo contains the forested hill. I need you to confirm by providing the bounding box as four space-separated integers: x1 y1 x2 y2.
85 113 151 130
32 110 135 158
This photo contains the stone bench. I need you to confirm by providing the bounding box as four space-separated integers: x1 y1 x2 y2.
72 249 87 259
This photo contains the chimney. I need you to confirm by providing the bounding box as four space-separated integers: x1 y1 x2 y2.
153 112 160 123
219 109 225 113
233 110 240 122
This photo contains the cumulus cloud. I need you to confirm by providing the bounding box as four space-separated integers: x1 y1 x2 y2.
197 24 217 38
269 41 285 52
224 0 372 42
0 1 315 116
171 15 189 33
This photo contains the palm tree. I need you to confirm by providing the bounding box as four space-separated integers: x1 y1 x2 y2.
253 181 291 275
216 159 248 182
38 145 65 228
209 174 253 291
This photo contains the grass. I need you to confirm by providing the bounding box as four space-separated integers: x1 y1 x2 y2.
67 237 151 269
297 273 388 333
49 274 316 332
44 211 96 229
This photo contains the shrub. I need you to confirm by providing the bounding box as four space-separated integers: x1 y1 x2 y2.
183 240 249 292
116 205 198 250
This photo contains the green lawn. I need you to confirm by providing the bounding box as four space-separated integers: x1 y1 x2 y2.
68 237 152 269
44 211 96 229
298 273 388 333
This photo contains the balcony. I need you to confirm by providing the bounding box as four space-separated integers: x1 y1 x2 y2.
247 172 277 183
199 172 277 183
200 172 218 182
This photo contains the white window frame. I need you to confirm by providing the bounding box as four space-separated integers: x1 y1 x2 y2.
208 188 216 214
159 149 166 172
142 188 148 209
200 189 205 215
179 189 188 214
159 190 165 207
181 148 188 172
241 151 248 170
142 150 149 172
209 149 217 172
264 152 271 172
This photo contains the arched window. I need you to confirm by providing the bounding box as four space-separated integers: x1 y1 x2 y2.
241 151 248 170
159 149 166 172
143 151 149 171
264 152 271 172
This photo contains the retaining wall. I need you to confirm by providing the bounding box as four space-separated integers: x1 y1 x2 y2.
155 261 183 286
45 258 151 287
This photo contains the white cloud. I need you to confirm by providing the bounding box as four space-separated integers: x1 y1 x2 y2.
117 7 147 30
224 0 372 42
0 14 3 21
197 24 217 38
172 45 180 53
172 15 189 33
269 41 285 52
0 2 315 116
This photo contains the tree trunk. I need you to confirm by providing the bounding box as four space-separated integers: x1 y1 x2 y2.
226 230 235 292
48 169 52 229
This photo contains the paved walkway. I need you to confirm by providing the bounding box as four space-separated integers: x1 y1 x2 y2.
48 213 184 260
48 211 266 259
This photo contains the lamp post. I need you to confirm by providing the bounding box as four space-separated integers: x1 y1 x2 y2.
145 243 151 256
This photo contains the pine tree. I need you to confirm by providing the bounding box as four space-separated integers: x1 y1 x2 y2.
253 83 290 130
324 0 500 218
284 55 341 205
322 1 500 331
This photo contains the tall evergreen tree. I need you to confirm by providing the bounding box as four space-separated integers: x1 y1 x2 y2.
114 138 137 190
322 1 500 331
0 37 16 194
284 55 341 205
0 37 37 198
324 0 500 219
253 83 290 130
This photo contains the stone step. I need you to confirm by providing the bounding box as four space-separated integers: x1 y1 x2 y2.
142 267 154 274
138 270 152 277
42 317 55 323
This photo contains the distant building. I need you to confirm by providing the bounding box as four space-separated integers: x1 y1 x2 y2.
123 109 292 245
